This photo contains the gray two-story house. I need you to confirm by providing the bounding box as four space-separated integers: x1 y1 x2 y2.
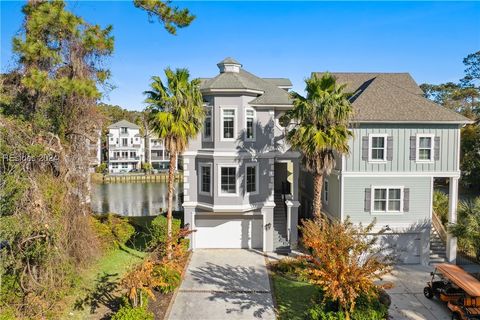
183 58 300 253
183 59 471 265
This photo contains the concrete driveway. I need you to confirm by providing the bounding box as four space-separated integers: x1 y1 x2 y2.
383 264 451 320
168 249 276 320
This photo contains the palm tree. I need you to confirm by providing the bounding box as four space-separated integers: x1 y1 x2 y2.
144 68 204 258
280 73 353 218
449 197 480 260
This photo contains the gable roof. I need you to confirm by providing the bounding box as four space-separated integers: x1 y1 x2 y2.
313 72 471 124
107 119 140 129
200 58 292 106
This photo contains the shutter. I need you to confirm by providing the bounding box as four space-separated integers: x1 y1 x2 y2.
403 188 410 212
364 188 371 212
387 136 393 161
434 136 440 160
362 136 369 161
409 136 416 160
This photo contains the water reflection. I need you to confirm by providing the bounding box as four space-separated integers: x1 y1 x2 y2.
90 182 183 216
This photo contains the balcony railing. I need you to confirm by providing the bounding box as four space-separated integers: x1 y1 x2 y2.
109 156 140 161
109 144 141 149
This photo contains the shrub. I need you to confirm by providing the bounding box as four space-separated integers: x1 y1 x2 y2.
92 214 135 249
148 215 181 248
433 191 449 225
449 198 480 260
299 218 392 319
95 163 107 174
111 299 154 320
305 292 389 320
152 264 182 294
270 258 307 280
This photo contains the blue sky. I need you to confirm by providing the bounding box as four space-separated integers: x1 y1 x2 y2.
1 1 479 111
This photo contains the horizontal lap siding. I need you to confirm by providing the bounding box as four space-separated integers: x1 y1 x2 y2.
346 124 459 173
343 176 431 231
323 173 341 221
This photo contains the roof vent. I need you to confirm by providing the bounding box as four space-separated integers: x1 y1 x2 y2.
217 57 242 73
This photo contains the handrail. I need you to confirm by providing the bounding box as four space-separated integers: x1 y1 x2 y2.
432 211 447 243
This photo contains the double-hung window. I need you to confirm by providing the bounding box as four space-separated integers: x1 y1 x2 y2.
222 109 235 140
372 187 403 213
416 134 434 162
245 163 258 194
199 164 212 195
122 138 128 146
245 109 256 141
219 166 237 195
369 134 387 161
204 108 212 140
121 127 128 134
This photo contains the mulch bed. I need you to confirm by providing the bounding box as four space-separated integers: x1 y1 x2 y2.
147 251 192 319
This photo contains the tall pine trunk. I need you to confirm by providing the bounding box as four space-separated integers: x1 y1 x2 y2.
313 173 323 218
166 151 177 259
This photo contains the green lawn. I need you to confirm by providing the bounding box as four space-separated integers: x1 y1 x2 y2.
64 245 146 319
271 273 320 320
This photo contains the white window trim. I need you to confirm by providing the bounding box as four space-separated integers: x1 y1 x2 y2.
323 178 329 204
245 162 259 196
220 106 237 141
217 164 239 197
370 186 404 214
244 108 256 142
199 163 213 196
368 133 388 162
416 133 435 163
202 106 213 142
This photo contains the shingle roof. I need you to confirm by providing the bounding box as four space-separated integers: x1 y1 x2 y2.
217 57 241 65
200 64 292 106
107 119 140 129
313 72 470 123
262 78 292 88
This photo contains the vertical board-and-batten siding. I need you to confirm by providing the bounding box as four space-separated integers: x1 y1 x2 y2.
346 124 460 173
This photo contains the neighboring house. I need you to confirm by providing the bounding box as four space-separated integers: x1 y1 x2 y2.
183 58 300 253
148 135 178 171
300 72 472 265
107 120 144 173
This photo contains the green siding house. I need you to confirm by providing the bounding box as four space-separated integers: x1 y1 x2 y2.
300 72 472 265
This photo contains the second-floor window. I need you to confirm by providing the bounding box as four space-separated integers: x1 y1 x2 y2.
204 108 212 140
245 109 256 141
416 134 434 161
121 127 128 134
130 152 136 158
369 134 387 161
131 138 134 144
122 138 128 146
222 109 235 140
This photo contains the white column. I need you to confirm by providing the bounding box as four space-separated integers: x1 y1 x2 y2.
286 197 300 250
446 177 459 263
262 206 274 252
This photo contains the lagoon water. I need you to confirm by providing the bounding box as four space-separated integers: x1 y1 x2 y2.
90 182 183 216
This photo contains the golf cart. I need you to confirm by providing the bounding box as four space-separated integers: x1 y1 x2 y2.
424 263 480 320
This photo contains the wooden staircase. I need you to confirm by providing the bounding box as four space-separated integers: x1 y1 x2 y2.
430 227 447 265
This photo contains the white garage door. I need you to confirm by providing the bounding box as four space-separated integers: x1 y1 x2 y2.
195 217 263 249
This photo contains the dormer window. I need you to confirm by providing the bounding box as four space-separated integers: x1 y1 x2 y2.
121 127 128 134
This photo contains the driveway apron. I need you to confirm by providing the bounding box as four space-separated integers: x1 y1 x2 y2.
168 249 276 320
